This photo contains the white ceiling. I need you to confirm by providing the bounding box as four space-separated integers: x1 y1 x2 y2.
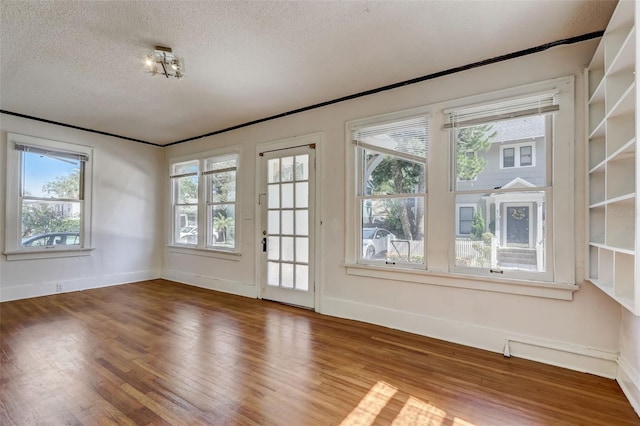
0 0 617 146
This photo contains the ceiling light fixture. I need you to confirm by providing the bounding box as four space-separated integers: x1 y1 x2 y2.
143 46 184 79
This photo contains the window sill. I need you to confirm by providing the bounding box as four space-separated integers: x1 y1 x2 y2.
166 245 242 261
344 263 578 300
4 247 94 261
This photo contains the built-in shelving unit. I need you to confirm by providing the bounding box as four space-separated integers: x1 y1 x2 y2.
586 0 639 315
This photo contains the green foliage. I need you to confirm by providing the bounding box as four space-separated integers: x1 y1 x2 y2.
456 125 496 180
179 177 198 203
471 210 485 240
22 203 79 238
42 170 80 199
213 211 234 242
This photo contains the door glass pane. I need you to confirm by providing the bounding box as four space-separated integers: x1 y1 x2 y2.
281 237 294 261
296 237 309 263
268 159 280 183
282 263 294 288
268 262 279 286
268 184 279 208
268 210 279 234
295 155 309 181
281 210 294 235
281 183 294 208
295 210 308 236
295 182 308 208
267 236 279 261
296 265 309 291
281 156 294 182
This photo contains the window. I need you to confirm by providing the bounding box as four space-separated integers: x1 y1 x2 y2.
457 206 475 236
450 92 555 280
500 142 536 168
4 133 93 258
346 77 575 296
170 149 239 252
352 114 429 267
503 147 515 167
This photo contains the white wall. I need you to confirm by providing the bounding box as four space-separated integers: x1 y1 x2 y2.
163 40 624 378
0 115 163 301
619 309 640 415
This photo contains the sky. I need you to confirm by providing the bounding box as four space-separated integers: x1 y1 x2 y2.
22 152 79 197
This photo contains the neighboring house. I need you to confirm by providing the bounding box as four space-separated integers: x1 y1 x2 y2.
455 115 548 271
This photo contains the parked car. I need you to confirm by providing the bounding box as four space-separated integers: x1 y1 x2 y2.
177 226 219 244
22 232 80 247
362 227 395 259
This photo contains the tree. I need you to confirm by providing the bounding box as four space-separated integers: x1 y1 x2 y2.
42 170 80 198
471 210 485 240
213 211 234 242
366 131 426 241
22 171 81 238
456 124 496 180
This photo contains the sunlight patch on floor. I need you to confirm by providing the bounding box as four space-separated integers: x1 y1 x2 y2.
341 381 476 426
340 381 398 426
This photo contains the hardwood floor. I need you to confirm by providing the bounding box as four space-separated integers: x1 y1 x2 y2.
1 279 638 425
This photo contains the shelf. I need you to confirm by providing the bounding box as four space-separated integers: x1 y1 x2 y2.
606 198 636 252
590 206 606 245
599 248 614 289
607 111 636 156
589 101 606 134
589 137 606 171
586 0 638 315
606 79 635 118
589 171 606 206
589 245 599 280
606 156 635 200
615 252 636 300
607 27 636 77
607 136 636 163
604 8 634 73
589 242 635 256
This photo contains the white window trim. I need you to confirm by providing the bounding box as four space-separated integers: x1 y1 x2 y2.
345 76 576 300
167 145 242 255
500 141 536 168
4 133 94 261
455 203 476 236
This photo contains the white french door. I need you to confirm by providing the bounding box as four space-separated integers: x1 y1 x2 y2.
259 145 315 308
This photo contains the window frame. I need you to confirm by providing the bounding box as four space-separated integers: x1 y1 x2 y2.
4 133 94 260
500 141 536 169
345 76 576 299
456 204 476 236
351 109 430 269
168 146 242 255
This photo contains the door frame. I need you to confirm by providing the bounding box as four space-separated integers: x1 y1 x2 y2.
255 133 323 311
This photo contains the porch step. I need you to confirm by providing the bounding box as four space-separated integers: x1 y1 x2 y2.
497 247 537 268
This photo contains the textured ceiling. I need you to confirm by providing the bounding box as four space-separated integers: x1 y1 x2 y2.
0 0 617 146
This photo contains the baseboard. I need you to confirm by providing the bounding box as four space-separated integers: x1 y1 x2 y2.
162 269 257 299
0 269 161 302
321 296 619 379
618 356 640 417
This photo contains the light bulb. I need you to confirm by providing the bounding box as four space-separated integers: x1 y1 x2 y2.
144 54 155 72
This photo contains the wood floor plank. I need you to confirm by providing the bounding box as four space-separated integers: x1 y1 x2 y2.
1 279 638 425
